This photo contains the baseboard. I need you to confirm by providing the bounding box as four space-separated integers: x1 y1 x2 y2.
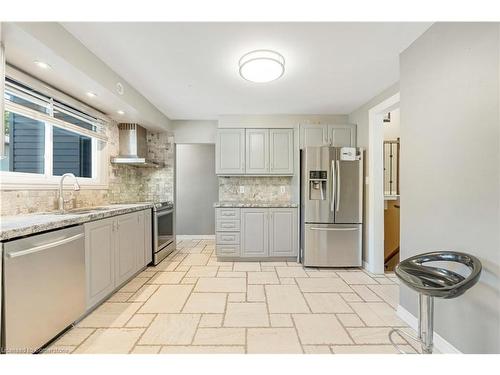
176 234 215 240
396 305 462 354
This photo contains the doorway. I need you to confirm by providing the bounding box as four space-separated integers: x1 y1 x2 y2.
175 144 218 238
367 93 400 274
382 109 400 271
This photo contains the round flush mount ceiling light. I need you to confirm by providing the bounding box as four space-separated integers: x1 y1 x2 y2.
116 110 125 115
239 50 285 83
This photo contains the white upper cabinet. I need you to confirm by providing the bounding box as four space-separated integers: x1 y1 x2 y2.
216 128 295 175
269 129 294 175
327 124 357 147
300 124 357 148
299 124 328 148
216 129 245 174
245 129 270 174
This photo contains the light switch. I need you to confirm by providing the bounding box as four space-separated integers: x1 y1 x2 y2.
239 186 245 194
280 186 286 194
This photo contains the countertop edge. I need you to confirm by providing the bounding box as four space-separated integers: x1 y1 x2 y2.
0 203 155 242
213 202 299 208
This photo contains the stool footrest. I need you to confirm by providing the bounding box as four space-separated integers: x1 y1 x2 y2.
388 328 421 354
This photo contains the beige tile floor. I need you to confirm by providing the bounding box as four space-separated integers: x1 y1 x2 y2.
45 239 421 354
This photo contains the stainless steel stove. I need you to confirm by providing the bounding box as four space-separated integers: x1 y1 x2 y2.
152 201 175 265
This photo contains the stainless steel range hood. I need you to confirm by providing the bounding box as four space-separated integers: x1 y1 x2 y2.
111 123 163 168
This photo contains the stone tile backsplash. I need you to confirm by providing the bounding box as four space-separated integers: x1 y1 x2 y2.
0 122 174 216
218 176 293 202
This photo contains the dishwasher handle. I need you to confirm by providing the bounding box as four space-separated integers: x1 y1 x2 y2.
6 233 84 258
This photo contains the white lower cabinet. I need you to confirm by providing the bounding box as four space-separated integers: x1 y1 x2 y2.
115 213 141 286
241 208 269 257
84 209 151 310
269 208 298 257
144 209 153 265
85 216 116 309
215 208 241 258
216 207 297 259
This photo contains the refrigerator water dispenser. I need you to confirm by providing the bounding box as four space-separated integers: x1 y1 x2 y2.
309 170 327 200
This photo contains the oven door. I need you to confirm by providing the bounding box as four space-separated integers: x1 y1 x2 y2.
154 208 175 264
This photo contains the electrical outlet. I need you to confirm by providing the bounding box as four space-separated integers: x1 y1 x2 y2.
239 186 245 194
280 186 286 194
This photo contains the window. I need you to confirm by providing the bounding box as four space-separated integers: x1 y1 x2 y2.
52 127 92 178
1 75 108 189
2 110 45 174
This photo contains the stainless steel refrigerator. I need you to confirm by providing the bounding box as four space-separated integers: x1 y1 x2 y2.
300 146 363 267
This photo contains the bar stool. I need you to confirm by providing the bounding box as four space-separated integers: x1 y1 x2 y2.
389 251 482 354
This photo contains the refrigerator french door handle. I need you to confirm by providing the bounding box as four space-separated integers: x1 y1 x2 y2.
331 160 336 212
309 227 358 231
336 160 341 212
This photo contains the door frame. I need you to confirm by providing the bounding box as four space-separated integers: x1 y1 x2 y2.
367 93 400 274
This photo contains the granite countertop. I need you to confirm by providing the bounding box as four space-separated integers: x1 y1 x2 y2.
0 203 155 241
214 201 299 208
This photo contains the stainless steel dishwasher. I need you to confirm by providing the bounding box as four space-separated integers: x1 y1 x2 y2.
2 225 86 353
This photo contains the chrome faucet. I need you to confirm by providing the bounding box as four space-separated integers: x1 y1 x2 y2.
58 173 81 212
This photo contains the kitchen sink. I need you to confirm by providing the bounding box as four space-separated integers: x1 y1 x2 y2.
51 207 111 215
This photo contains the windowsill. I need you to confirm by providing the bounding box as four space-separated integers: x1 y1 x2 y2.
0 173 108 191
0 182 108 191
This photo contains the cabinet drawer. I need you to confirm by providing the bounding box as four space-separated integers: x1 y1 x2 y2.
216 219 240 232
216 232 240 245
216 208 240 219
216 244 240 257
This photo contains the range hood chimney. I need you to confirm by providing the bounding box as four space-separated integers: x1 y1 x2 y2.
111 123 163 168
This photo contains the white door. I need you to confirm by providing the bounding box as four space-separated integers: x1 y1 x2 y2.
115 212 139 286
246 129 269 174
299 124 328 148
269 208 297 257
328 124 357 147
85 217 115 309
216 129 245 174
269 129 294 174
241 208 268 257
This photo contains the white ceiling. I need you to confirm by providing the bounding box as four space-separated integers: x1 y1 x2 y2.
62 22 431 120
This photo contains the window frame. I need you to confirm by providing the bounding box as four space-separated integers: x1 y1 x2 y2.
1 72 109 191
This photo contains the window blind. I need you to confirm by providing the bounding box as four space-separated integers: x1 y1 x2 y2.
4 76 108 142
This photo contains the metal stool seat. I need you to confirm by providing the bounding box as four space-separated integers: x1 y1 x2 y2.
389 251 482 354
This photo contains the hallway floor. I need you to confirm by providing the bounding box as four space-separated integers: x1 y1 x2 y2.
46 239 420 354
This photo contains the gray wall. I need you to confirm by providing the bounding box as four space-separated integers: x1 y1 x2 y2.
400 22 500 353
172 120 217 144
175 144 218 235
